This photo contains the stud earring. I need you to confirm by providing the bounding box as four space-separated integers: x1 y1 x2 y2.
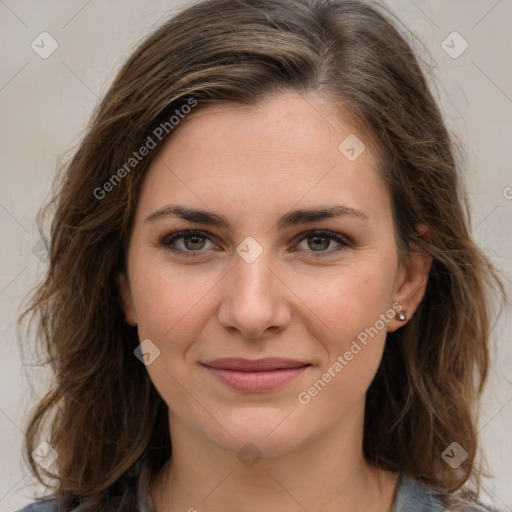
396 310 406 322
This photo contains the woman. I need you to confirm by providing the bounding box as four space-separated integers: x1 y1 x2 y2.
16 0 506 511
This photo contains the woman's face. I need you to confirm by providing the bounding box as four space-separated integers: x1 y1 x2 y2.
118 91 429 458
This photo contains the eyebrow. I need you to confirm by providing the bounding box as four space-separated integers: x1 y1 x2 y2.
145 203 368 230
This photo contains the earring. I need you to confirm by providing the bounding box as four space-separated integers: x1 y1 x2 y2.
396 310 406 322
135 320 138 326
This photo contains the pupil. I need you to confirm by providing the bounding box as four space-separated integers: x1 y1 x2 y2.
309 235 328 251
185 235 204 250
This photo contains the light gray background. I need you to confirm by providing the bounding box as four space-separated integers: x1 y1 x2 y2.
1 1 511 510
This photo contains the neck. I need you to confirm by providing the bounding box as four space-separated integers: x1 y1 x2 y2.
150 406 399 512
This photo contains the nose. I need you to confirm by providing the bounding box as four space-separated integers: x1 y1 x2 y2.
217 249 291 341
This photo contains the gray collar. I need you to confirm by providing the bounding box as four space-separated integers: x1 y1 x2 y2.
391 472 448 512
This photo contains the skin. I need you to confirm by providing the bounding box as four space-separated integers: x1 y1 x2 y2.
118 90 432 512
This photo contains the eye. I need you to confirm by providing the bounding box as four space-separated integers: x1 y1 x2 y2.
159 229 351 259
160 230 217 257
293 230 350 258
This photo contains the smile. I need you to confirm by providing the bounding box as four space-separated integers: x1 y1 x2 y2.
201 358 311 392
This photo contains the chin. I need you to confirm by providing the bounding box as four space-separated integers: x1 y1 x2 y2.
205 406 314 459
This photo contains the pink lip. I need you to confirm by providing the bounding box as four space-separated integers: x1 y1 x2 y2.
202 358 310 392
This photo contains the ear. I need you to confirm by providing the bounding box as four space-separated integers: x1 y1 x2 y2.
387 225 432 332
117 273 137 327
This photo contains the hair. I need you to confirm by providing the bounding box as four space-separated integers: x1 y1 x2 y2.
18 0 505 511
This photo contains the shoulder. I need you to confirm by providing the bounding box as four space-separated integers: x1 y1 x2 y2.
14 499 59 512
392 473 504 512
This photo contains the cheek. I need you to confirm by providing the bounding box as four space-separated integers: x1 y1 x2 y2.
293 255 397 411
131 255 218 341
296 269 393 416
298 256 397 345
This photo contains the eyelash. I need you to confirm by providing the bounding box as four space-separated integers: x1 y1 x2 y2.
159 229 351 259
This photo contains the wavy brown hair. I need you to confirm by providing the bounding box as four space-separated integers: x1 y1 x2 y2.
18 0 505 510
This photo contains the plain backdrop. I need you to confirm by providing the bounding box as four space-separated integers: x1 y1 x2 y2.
1 1 511 511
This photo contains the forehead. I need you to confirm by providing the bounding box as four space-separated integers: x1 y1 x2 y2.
163 92 375 164
136 91 389 224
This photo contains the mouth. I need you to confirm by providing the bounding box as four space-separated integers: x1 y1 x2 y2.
201 357 311 392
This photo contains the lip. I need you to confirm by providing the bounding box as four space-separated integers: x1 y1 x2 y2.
201 358 311 392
